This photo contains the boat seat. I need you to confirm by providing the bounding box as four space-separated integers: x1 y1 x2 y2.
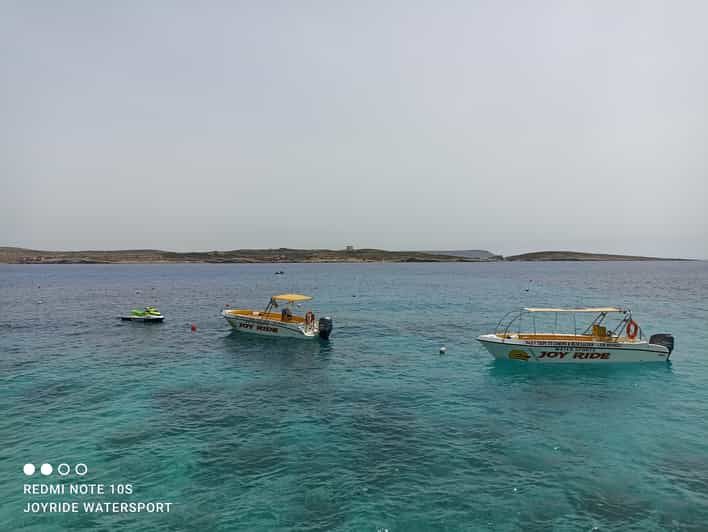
592 324 608 337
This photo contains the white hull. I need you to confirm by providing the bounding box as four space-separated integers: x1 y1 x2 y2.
477 334 669 363
222 311 319 339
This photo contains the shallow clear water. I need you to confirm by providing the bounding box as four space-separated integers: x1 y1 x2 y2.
1 262 707 531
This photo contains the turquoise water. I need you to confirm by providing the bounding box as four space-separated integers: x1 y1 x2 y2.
1 262 707 531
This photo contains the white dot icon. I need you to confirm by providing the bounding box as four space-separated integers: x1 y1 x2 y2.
23 464 35 476
40 463 53 476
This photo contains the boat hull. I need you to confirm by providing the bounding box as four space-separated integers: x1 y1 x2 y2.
120 315 164 323
477 334 669 363
222 311 318 339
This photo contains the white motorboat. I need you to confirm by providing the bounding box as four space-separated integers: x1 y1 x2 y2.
222 293 333 340
478 307 674 363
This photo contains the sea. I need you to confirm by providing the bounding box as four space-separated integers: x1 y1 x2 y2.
1 261 707 531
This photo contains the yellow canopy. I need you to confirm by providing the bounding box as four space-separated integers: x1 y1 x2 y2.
272 293 312 302
524 307 625 313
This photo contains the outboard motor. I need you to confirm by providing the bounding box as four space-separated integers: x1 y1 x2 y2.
318 317 333 340
649 333 674 356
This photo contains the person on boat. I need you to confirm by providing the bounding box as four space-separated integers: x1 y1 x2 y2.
281 307 292 321
305 310 315 329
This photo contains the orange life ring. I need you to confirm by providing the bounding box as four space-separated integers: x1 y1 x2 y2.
626 319 639 339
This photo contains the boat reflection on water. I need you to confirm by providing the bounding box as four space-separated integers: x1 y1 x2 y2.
485 356 674 381
483 358 676 419
221 329 333 369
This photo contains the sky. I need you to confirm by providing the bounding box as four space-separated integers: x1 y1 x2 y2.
2 1 707 258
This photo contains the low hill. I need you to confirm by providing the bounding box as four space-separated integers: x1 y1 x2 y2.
2 247 689 264
424 250 501 260
505 251 686 261
0 246 482 264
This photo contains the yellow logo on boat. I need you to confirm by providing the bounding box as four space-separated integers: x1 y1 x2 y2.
509 349 530 361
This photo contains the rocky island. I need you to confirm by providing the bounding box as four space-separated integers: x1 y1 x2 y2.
0 247 689 264
0 247 488 264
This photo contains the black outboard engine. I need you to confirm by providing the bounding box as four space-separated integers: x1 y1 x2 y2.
318 317 333 339
649 333 674 356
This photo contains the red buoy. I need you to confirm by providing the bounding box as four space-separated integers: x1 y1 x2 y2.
191 324 197 332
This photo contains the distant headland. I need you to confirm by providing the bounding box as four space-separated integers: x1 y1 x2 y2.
505 251 690 261
0 247 690 264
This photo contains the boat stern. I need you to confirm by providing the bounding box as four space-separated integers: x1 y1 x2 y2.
649 333 674 358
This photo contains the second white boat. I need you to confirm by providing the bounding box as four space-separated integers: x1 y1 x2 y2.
478 307 674 363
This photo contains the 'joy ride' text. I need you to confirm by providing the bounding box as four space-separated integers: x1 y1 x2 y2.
539 351 610 360
239 323 278 333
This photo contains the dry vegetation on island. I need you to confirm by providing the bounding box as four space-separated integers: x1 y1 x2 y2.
0 247 688 264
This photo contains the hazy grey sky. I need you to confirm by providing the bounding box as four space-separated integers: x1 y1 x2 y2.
2 1 707 257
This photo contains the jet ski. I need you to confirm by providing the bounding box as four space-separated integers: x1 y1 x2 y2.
120 306 164 322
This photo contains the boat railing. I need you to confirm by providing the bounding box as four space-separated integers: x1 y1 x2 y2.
493 308 644 341
516 333 622 342
496 332 645 343
495 310 521 337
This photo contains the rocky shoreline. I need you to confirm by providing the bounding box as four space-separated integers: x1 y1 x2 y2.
0 247 690 264
0 247 483 264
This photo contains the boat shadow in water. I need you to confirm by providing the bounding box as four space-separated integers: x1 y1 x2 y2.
486 358 674 381
484 359 677 410
221 331 333 368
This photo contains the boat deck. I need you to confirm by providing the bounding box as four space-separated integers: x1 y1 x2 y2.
496 333 638 343
225 309 307 324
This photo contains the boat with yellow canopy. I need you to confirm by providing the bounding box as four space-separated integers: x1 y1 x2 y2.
477 307 674 363
222 294 333 340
